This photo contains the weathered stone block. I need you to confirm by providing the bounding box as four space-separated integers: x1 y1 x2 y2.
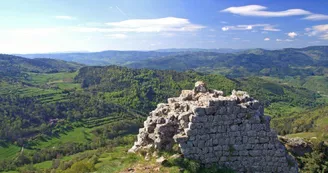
205 107 216 115
193 107 205 116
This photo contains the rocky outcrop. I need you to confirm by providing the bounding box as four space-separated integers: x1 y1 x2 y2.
129 81 298 173
279 136 313 157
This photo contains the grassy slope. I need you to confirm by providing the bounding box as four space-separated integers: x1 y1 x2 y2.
0 144 21 160
20 142 233 173
261 75 328 95
0 71 80 105
272 106 328 138
0 71 82 160
31 127 94 149
0 127 93 161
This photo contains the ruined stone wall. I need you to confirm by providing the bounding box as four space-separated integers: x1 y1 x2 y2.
129 82 298 173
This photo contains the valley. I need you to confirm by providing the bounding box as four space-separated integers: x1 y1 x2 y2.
1 46 328 172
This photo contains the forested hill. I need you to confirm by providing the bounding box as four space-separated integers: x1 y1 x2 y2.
127 46 328 77
17 46 328 78
0 54 83 80
75 66 323 115
0 64 327 172
74 66 236 112
18 51 180 66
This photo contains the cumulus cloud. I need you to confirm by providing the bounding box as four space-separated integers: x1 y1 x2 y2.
288 32 297 38
106 34 127 39
221 5 310 17
313 24 328 32
221 24 280 32
222 27 229 31
264 38 270 41
104 17 205 32
305 24 328 40
55 16 76 20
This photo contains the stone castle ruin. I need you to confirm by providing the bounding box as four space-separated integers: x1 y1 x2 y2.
129 81 298 173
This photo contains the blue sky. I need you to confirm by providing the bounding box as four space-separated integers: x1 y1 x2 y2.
1 0 328 53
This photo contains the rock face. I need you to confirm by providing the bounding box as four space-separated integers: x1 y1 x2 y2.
129 81 298 173
279 136 313 157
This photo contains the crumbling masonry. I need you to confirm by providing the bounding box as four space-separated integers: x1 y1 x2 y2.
129 81 298 173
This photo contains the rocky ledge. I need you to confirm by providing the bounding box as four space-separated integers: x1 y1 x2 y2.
129 81 298 173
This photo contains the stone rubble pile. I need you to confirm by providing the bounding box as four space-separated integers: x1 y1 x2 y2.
129 81 298 173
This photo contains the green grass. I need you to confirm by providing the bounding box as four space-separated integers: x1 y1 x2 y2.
286 132 318 139
96 145 142 173
262 75 328 95
32 127 94 149
0 71 80 104
303 76 328 95
0 144 21 160
33 160 53 169
27 72 78 85
95 145 234 173
33 154 75 170
23 72 81 92
265 102 305 118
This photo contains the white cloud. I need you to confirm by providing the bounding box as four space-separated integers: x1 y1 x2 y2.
221 5 310 17
222 27 229 31
221 5 328 22
264 38 270 41
263 26 280 31
106 34 127 39
233 37 240 40
303 14 328 21
305 28 312 32
313 24 328 32
288 32 297 38
221 24 280 32
305 24 328 40
104 17 205 33
322 33 328 40
276 39 293 42
55 16 76 20
220 21 228 24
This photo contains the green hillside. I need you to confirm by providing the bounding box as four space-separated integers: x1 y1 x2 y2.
126 46 328 78
1 54 328 172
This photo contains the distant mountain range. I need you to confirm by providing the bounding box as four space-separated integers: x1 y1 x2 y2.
13 46 328 77
0 54 83 81
127 46 328 77
154 48 244 53
16 48 244 66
